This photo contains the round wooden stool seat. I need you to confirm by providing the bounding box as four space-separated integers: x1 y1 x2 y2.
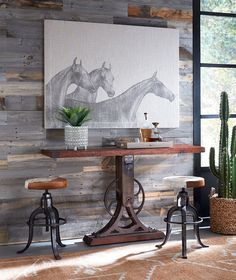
163 176 205 189
25 177 68 190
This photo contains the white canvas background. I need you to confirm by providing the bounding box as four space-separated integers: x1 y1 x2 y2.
45 20 179 128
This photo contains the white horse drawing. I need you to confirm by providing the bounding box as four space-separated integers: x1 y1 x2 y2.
67 62 115 103
65 72 175 127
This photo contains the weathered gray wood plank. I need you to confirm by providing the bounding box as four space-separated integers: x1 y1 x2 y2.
0 38 43 54
4 96 43 110
63 0 127 17
0 82 43 96
114 16 167 27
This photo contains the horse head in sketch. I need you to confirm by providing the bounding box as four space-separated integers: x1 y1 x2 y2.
67 62 115 103
45 57 94 128
66 71 176 127
95 62 115 98
71 58 95 92
149 71 175 102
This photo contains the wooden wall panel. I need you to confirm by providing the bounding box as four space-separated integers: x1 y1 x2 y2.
1 0 63 10
0 0 194 245
0 82 43 96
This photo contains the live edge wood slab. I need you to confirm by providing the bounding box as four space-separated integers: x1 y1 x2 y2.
41 144 205 158
41 144 204 246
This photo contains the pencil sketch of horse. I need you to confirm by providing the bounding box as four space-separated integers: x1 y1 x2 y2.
65 72 175 128
66 62 115 103
45 57 95 128
45 58 116 128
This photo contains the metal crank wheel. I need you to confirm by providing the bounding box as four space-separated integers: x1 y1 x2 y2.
104 178 145 219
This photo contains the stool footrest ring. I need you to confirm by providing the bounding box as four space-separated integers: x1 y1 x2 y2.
164 216 203 225
27 217 66 227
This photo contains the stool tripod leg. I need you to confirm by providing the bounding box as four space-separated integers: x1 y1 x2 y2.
47 208 61 260
156 206 179 248
187 205 208 248
52 206 66 247
17 207 43 254
181 207 187 259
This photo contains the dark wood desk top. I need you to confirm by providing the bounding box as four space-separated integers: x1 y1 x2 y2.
41 144 204 158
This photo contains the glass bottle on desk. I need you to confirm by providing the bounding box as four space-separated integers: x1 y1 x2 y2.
140 112 152 142
143 112 150 128
151 122 163 142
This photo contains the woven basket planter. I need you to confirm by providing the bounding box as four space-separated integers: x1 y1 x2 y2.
210 196 236 234
64 125 88 150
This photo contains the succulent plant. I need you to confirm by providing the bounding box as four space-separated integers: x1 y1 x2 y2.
57 106 91 126
209 91 236 199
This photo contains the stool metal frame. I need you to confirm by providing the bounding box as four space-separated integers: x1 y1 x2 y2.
156 187 208 258
17 190 66 260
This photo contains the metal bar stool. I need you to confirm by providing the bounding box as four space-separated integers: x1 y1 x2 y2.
17 177 68 260
156 176 208 258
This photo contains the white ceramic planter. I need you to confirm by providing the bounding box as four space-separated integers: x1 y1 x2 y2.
64 125 88 150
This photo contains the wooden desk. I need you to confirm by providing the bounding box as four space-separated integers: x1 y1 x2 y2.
41 144 204 245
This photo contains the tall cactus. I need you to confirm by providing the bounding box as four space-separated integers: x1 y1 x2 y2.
209 91 236 199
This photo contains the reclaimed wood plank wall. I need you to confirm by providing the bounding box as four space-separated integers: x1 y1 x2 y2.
0 0 193 244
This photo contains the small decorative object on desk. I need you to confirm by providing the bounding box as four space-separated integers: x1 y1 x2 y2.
103 136 138 147
116 141 173 149
57 105 90 150
150 122 163 142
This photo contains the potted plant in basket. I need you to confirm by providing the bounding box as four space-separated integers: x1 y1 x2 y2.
209 91 236 234
57 106 91 150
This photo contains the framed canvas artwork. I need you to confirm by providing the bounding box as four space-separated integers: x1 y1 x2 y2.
44 20 179 128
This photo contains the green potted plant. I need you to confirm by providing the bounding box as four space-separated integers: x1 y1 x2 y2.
209 91 236 234
57 106 91 150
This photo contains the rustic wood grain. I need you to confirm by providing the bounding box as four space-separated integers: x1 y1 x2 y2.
150 7 192 21
4 96 43 110
114 16 168 28
128 5 192 21
6 71 43 82
128 5 151 18
41 145 204 158
0 82 43 96
2 0 63 9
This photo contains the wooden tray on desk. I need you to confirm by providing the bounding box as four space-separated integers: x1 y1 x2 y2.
117 141 173 149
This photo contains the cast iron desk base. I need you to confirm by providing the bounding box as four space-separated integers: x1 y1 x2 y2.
41 144 204 245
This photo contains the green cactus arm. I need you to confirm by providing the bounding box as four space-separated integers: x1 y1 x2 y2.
225 149 230 198
229 126 236 198
219 92 229 155
209 147 219 178
231 155 236 199
220 147 230 198
219 121 229 166
231 126 236 157
220 92 229 121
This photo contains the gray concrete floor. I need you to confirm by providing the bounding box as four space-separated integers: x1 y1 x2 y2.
0 227 218 259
